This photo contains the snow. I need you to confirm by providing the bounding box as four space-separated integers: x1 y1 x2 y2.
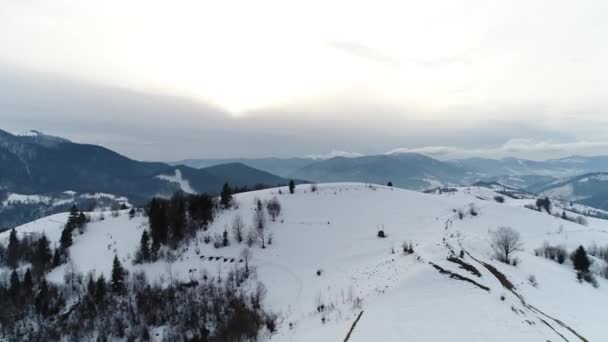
156 169 195 194
2 193 52 206
2 182 608 341
579 174 608 182
15 130 43 137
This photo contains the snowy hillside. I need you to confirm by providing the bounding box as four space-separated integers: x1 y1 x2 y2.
2 183 608 341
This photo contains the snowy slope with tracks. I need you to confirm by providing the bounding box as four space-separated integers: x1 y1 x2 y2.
2 183 608 341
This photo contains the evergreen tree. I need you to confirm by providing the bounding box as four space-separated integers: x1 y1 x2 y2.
111 255 125 293
60 226 73 250
66 204 79 231
387 181 393 187
149 198 168 246
169 193 186 246
86 274 96 295
139 230 151 262
6 228 19 269
571 245 591 273
23 268 33 294
561 211 568 220
220 182 233 209
9 270 20 297
289 180 295 194
129 208 136 219
33 234 52 275
222 229 229 247
52 247 62 267
95 275 107 304
78 211 88 227
35 278 49 316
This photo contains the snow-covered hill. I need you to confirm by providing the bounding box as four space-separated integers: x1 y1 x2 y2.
2 183 608 341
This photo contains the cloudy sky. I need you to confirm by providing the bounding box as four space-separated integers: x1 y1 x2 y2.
1 0 608 161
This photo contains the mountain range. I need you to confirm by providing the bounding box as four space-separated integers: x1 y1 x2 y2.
0 129 292 200
177 154 608 191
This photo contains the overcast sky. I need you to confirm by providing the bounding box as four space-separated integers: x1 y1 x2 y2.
1 0 608 161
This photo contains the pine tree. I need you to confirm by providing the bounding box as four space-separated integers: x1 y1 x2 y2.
87 274 96 296
7 228 19 269
571 245 591 273
561 211 568 220
78 211 88 227
222 229 229 247
95 275 107 303
52 247 62 267
23 268 33 294
220 182 233 209
66 204 79 231
111 255 125 293
289 180 295 194
60 226 73 250
149 198 168 246
35 279 49 316
139 230 151 262
33 234 52 275
129 208 136 219
9 270 20 297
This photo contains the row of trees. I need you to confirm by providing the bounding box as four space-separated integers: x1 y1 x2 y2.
142 192 216 262
1 253 274 341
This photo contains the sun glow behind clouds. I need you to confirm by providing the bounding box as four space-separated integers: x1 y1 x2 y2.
1 0 607 117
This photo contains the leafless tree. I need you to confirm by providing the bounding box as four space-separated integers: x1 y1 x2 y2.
232 214 245 243
254 209 267 248
266 197 282 222
240 248 252 274
253 281 267 309
491 226 523 264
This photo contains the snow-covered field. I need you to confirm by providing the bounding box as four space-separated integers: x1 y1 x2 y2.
2 183 607 341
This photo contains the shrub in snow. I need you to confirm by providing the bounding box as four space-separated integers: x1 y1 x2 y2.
212 233 223 249
469 204 478 216
535 243 567 264
528 275 538 288
377 230 386 238
316 269 323 276
578 271 599 288
310 184 318 192
494 195 505 203
536 197 552 213
402 241 414 254
266 197 282 221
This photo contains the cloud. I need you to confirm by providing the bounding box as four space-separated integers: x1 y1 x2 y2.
386 139 608 160
327 41 400 67
305 150 364 160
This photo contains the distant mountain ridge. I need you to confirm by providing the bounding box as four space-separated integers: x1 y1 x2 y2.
289 153 468 190
176 153 608 191
0 129 292 200
527 172 608 210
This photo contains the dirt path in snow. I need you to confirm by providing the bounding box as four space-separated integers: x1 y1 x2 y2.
343 310 364 342
441 212 589 342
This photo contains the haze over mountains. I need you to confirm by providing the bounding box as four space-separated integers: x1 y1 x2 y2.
4 128 608 230
177 153 608 191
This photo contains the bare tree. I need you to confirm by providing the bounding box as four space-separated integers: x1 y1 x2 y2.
491 226 523 264
266 197 282 222
232 214 245 243
254 208 267 248
240 248 252 274
246 228 257 247
253 281 267 309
